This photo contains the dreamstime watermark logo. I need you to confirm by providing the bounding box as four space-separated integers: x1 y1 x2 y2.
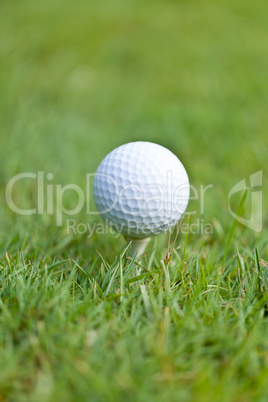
4 170 263 237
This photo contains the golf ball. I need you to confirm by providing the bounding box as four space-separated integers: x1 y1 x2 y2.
93 141 190 239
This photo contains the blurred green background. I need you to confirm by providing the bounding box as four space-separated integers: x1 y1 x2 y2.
0 0 267 259
0 1 268 401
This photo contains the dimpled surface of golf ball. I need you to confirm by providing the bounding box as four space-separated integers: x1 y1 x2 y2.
93 141 190 239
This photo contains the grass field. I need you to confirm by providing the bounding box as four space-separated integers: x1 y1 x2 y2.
0 0 268 401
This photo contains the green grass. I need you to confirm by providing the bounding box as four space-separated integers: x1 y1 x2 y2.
0 0 268 400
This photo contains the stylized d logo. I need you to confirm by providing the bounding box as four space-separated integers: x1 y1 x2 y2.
228 171 262 232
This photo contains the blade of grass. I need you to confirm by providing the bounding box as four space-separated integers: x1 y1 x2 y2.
222 190 248 267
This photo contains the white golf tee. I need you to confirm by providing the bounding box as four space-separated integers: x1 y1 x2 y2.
125 237 151 258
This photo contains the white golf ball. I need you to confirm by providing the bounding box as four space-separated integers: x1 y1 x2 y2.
93 141 190 239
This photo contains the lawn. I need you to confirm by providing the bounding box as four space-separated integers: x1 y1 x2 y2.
0 0 267 401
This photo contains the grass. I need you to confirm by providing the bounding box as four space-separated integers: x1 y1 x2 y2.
0 240 267 401
0 0 268 400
